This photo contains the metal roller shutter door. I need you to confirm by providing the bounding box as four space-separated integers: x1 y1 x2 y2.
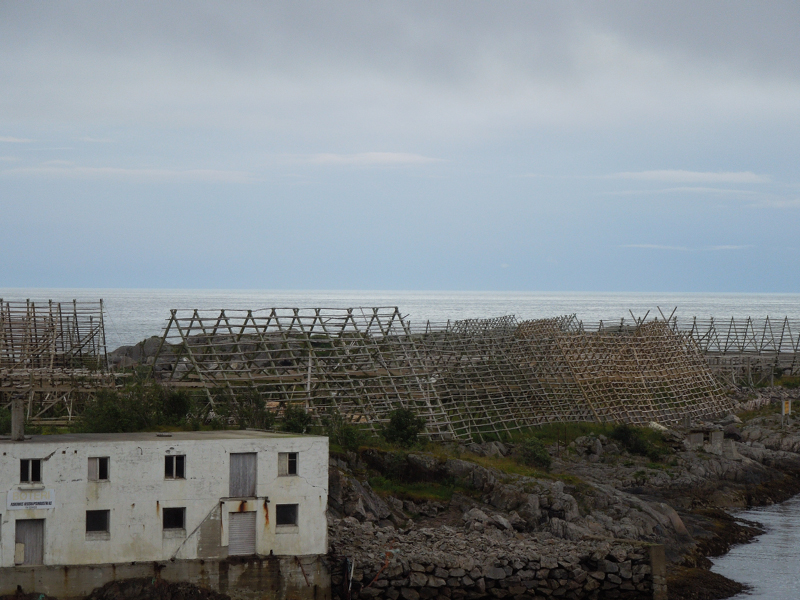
228 512 256 556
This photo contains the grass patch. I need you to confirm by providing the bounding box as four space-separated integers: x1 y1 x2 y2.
756 375 800 389
368 475 462 503
645 462 672 471
738 403 781 422
467 454 550 478
778 376 800 389
507 422 617 446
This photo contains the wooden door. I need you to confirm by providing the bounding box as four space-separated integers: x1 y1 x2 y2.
15 519 44 565
229 452 257 497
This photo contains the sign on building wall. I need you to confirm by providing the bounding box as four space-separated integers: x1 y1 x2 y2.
7 488 56 510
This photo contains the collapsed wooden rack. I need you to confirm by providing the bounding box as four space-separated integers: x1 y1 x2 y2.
152 308 734 440
3 299 798 435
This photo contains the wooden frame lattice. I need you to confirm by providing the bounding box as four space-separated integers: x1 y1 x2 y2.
0 299 112 424
153 307 733 440
585 313 800 387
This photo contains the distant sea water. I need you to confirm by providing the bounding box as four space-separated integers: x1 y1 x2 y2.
1 288 798 351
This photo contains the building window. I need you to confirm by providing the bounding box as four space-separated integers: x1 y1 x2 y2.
86 510 110 539
88 457 110 481
165 455 185 479
276 504 298 526
278 452 298 476
20 459 42 483
163 507 186 530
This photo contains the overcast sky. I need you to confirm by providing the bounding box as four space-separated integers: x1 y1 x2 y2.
1 1 798 292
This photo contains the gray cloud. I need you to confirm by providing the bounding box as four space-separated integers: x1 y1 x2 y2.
746 197 800 209
2 2 799 142
609 170 769 183
299 152 444 166
622 244 753 252
1 165 257 183
621 244 691 251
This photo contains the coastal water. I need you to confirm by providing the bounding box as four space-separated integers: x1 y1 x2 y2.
711 495 800 599
1 288 798 350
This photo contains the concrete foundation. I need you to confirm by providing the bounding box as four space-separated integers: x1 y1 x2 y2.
0 555 330 600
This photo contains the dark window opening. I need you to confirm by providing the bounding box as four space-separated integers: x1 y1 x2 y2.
89 457 110 481
86 510 110 533
20 459 42 483
278 452 298 476
163 507 186 530
276 504 298 526
165 455 186 480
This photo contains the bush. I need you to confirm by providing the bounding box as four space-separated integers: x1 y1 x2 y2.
609 424 665 462
162 390 194 425
234 390 276 430
0 407 10 435
282 405 312 434
381 407 426 447
518 436 552 471
322 409 370 451
79 384 199 433
80 387 155 433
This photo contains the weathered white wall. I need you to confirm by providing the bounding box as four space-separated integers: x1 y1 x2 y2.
0 431 328 567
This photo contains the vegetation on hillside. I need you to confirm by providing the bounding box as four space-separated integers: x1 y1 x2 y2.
380 407 426 447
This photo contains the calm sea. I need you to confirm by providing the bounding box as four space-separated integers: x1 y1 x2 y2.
711 495 800 599
1 288 798 350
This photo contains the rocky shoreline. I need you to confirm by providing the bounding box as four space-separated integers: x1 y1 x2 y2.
326 386 800 600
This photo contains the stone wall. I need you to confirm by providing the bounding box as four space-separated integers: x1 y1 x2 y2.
330 517 665 600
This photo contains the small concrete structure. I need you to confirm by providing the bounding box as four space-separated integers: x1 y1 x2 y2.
0 430 329 599
686 428 724 449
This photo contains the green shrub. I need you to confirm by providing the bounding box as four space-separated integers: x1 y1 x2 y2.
78 384 199 433
0 407 10 435
80 387 155 433
234 391 275 430
609 424 666 462
162 390 194 425
282 405 312 434
381 408 426 447
322 410 369 451
518 436 552 471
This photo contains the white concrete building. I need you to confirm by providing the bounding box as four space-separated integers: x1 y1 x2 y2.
0 430 328 569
